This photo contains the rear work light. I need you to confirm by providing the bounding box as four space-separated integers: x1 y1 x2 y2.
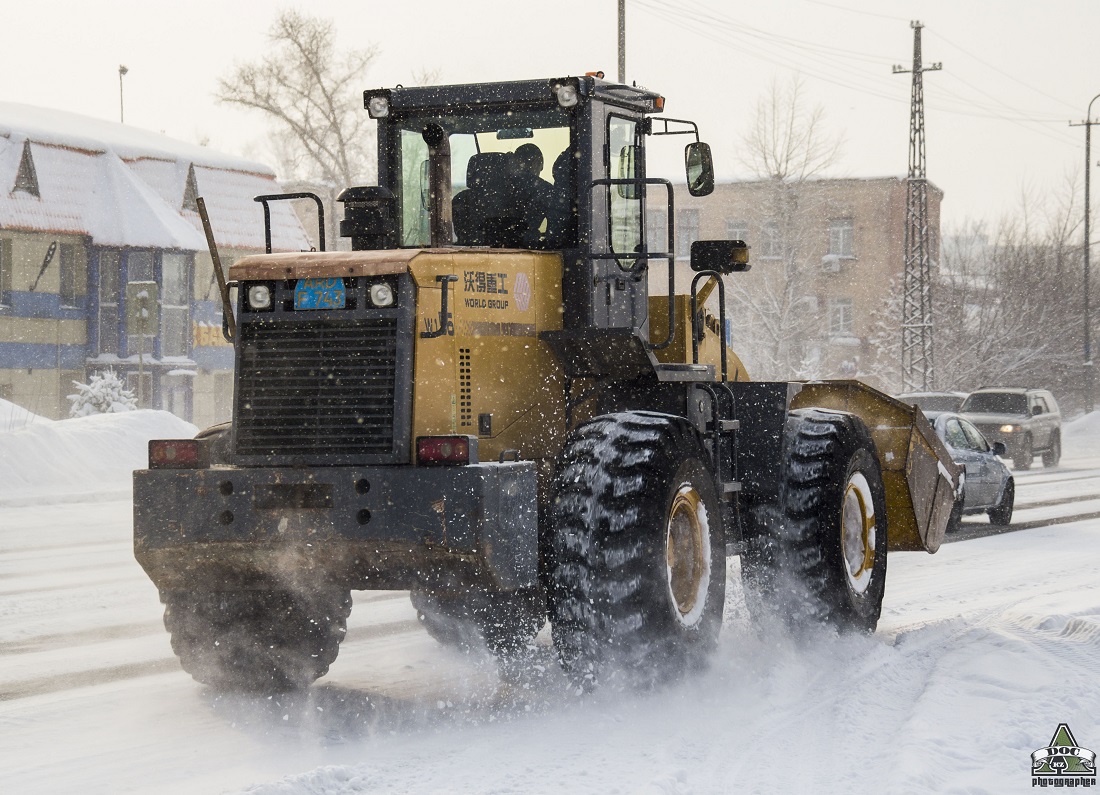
149 439 209 469
416 436 479 466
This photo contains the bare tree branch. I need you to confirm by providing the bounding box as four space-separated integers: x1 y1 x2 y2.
216 10 380 187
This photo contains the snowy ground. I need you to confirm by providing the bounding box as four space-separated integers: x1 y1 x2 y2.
1 406 1098 794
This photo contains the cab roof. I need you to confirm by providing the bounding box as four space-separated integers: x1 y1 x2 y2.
367 75 665 115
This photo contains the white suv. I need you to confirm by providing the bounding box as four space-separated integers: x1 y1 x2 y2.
959 388 1061 470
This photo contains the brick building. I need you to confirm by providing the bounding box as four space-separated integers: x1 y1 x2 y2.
653 177 942 389
0 103 307 427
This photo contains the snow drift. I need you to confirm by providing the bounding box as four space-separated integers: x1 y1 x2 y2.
0 405 196 505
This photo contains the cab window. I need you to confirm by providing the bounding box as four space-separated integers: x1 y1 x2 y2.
607 115 641 264
393 107 573 249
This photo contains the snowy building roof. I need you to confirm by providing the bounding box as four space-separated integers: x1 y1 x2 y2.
0 102 308 252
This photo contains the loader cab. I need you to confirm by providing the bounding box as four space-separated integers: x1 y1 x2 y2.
357 75 718 339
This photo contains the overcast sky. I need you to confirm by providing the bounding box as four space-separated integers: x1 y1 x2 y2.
3 0 1099 230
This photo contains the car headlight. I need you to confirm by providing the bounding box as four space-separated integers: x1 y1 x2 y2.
369 282 395 307
247 284 272 310
999 424 1019 433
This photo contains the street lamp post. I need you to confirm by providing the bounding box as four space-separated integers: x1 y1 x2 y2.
1085 94 1100 413
118 65 129 124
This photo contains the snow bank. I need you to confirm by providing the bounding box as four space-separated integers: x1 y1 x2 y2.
1064 410 1100 458
0 409 196 505
0 398 53 432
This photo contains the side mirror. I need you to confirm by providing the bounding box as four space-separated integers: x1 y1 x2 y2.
691 240 750 274
617 145 639 199
338 186 398 250
1031 405 1042 416
992 441 1007 457
685 142 714 197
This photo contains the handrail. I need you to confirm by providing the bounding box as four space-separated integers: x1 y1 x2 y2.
254 192 326 253
691 269 728 382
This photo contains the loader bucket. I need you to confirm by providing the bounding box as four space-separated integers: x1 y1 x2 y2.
791 381 960 553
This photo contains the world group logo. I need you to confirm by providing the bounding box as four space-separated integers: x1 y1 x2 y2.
1032 724 1096 787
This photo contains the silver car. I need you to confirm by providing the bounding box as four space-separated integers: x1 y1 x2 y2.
925 411 1014 531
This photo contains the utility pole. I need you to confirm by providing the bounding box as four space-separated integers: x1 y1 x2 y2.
893 21 941 392
1070 93 1100 413
618 0 626 84
118 65 129 124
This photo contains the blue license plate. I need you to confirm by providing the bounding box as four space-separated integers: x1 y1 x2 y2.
294 277 346 310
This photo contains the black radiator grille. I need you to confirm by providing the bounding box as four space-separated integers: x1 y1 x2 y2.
235 318 399 459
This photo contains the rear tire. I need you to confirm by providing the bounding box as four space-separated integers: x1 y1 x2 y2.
989 480 1014 526
1013 436 1033 470
549 411 725 690
411 588 544 658
163 588 351 693
741 409 888 633
1042 433 1061 467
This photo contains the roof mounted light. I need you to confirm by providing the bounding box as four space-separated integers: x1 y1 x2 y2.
554 83 579 108
367 95 390 118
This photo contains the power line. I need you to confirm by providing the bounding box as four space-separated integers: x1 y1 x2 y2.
631 0 1078 143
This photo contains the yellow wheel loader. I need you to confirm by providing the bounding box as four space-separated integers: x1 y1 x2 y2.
133 74 958 693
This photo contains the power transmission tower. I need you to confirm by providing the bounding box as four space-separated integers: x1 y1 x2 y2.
893 21 941 392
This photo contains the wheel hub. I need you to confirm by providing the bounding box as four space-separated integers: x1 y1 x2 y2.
666 484 711 627
841 472 876 594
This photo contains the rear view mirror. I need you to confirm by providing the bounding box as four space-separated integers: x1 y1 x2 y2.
690 240 750 274
992 441 1007 457
685 142 714 197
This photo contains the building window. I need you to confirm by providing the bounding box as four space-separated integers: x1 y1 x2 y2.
676 208 700 260
59 244 78 307
726 220 749 243
98 250 121 355
760 221 782 259
829 218 855 258
829 297 854 336
0 238 12 307
127 250 154 282
126 251 156 356
161 253 190 358
646 208 668 254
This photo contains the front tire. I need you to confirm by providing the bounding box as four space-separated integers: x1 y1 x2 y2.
163 588 351 693
1042 433 1061 467
989 480 1014 526
741 409 888 633
549 412 725 689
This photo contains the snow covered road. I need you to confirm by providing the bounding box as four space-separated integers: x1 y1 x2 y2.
1 457 1099 794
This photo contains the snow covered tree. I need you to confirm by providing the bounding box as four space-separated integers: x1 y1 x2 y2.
67 371 137 417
